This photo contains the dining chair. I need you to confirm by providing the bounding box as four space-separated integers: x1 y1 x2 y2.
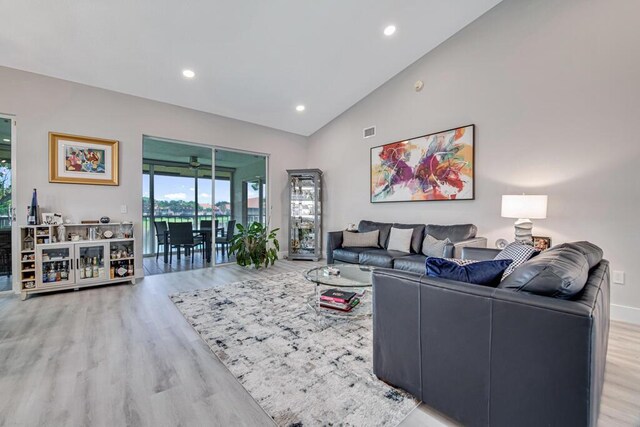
168 222 203 263
216 220 236 256
153 221 168 261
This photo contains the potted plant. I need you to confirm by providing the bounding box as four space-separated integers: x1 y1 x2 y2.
229 222 280 268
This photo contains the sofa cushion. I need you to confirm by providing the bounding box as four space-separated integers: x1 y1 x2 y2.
426 257 513 287
392 223 426 253
425 224 477 243
422 234 452 257
498 246 589 299
494 242 538 279
387 227 414 253
359 249 409 269
555 241 603 269
393 254 428 274
358 220 393 248
342 230 379 248
333 247 374 264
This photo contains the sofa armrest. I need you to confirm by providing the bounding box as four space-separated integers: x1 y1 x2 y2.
450 237 487 258
326 231 344 264
462 246 501 261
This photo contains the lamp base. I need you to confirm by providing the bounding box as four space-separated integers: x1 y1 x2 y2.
513 218 533 245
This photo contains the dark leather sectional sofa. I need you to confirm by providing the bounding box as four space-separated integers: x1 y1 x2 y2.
326 220 487 270
372 245 610 427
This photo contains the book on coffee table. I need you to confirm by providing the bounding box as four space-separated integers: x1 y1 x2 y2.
320 297 360 312
320 289 357 304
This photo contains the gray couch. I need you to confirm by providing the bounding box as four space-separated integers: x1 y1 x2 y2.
326 220 487 270
372 244 610 427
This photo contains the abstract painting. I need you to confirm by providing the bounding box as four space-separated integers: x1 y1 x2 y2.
49 132 119 185
371 124 474 203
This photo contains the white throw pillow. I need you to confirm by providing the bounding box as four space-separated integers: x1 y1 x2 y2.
422 234 451 257
342 230 379 248
387 227 414 253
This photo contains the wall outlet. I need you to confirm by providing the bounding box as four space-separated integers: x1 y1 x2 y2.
120 205 128 214
613 270 625 285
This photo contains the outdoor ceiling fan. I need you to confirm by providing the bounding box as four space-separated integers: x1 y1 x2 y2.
189 156 201 169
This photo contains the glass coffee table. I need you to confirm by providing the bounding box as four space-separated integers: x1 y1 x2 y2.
304 264 374 318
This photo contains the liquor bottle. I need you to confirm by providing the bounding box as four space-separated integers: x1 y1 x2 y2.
55 262 61 282
27 188 38 225
98 257 105 278
79 258 86 279
48 263 57 283
116 261 127 278
60 261 68 281
110 264 115 279
43 264 49 283
127 260 133 277
92 257 99 278
85 257 93 278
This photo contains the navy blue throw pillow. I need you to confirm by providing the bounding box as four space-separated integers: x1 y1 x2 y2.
425 257 514 287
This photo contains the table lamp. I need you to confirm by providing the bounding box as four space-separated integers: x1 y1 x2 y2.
501 195 548 244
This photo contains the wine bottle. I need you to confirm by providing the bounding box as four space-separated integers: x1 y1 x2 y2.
79 258 86 279
85 257 93 278
28 188 38 225
55 262 61 282
92 257 99 278
98 257 105 278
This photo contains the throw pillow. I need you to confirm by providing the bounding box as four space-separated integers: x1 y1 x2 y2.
342 230 379 248
494 242 538 279
387 227 414 253
425 257 513 287
422 234 451 257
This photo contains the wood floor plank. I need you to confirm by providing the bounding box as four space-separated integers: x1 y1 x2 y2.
1 261 638 426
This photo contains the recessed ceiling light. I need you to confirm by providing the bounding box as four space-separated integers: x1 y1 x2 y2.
2 138 9 142
182 69 195 79
384 25 396 36
296 105 306 112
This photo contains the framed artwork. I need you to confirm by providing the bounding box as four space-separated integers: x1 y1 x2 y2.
533 236 552 251
49 132 119 185
371 124 474 203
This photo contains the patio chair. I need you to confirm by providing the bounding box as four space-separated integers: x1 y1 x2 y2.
153 221 168 261
216 220 236 256
168 222 203 263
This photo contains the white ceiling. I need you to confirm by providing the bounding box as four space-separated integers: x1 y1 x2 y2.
0 0 501 136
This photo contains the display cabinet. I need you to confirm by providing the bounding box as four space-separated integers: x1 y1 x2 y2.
19 223 136 300
287 169 322 261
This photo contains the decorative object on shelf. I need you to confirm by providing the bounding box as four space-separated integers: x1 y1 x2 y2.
87 226 98 241
501 194 548 245
57 223 66 242
27 188 39 225
371 124 474 203
48 132 119 186
495 238 508 249
287 169 322 261
100 216 111 224
42 212 63 225
229 221 280 269
533 236 552 251
119 222 133 238
102 230 114 239
81 220 99 224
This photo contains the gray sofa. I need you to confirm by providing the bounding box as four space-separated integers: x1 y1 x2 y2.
372 244 610 427
326 220 487 270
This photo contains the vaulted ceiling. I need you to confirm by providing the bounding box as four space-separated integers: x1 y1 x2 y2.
0 0 502 135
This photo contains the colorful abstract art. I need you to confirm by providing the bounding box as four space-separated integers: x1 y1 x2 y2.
370 125 474 203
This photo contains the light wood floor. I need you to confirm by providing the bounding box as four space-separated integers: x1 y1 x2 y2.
0 261 638 427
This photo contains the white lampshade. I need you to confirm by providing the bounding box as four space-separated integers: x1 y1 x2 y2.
501 195 548 219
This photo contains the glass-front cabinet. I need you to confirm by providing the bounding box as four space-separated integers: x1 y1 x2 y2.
76 242 108 284
36 244 75 287
287 169 322 261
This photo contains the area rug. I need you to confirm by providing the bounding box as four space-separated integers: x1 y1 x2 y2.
170 271 418 426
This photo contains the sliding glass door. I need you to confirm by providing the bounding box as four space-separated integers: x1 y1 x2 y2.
0 116 13 292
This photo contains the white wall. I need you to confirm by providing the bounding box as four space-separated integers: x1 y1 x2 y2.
0 66 307 288
308 0 640 319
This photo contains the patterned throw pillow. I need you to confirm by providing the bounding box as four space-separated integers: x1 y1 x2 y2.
443 258 479 266
422 234 451 257
494 242 538 279
387 227 414 253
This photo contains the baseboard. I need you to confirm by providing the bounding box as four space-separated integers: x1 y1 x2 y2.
611 304 640 325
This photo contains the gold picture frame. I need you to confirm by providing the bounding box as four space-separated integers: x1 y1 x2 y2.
49 132 119 185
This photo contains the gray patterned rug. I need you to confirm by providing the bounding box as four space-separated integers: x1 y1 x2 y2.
170 271 418 426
